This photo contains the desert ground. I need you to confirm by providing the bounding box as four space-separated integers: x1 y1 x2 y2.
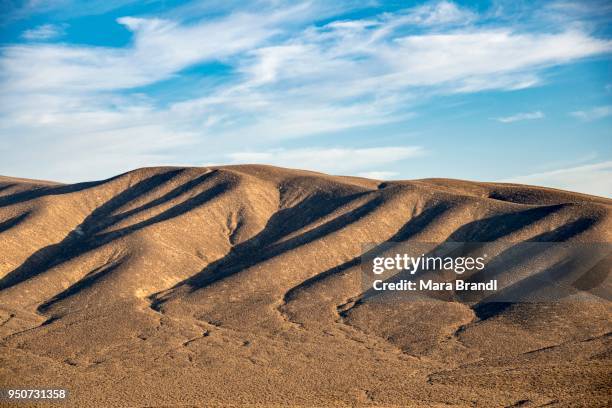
0 165 610 407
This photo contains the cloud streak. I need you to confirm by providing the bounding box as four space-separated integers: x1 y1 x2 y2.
496 111 544 123
224 146 425 175
1 1 611 181
570 105 612 121
505 161 612 197
22 24 66 41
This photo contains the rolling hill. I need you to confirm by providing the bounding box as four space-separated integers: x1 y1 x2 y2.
0 165 610 407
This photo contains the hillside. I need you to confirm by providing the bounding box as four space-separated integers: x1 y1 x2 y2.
0 165 610 407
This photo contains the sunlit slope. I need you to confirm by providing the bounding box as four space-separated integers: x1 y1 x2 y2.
0 165 610 407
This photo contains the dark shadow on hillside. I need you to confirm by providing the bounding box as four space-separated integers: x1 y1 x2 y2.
37 255 128 313
0 169 227 291
447 204 566 242
150 192 384 306
0 184 17 195
0 181 108 209
467 216 601 320
352 204 602 321
0 211 30 234
281 201 454 304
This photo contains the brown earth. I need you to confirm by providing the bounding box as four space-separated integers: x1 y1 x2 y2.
0 165 610 407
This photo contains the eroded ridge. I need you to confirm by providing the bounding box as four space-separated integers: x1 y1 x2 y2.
0 165 610 407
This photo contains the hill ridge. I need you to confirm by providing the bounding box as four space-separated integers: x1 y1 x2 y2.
0 165 610 407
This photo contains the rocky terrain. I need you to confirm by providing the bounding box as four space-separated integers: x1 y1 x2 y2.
0 165 610 407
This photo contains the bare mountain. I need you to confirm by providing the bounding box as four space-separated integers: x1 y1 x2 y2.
0 165 610 407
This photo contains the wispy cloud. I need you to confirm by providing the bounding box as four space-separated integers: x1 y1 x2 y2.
357 171 399 180
504 161 612 197
393 0 476 27
2 0 144 23
224 146 424 174
3 12 282 93
496 111 544 123
22 24 66 41
570 105 612 121
1 1 611 181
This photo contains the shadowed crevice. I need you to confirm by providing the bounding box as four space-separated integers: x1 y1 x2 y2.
283 201 454 303
447 204 567 242
469 217 601 320
0 180 106 209
83 170 216 235
195 195 383 287
0 183 17 195
0 211 30 234
283 258 361 304
240 191 371 249
37 254 128 313
350 206 599 321
149 193 383 307
0 170 227 291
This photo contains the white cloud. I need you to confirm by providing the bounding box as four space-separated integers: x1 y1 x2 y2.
404 0 477 26
158 12 612 142
3 4 609 95
570 105 612 121
496 111 544 123
225 146 424 174
4 0 151 22
22 24 66 41
0 96 197 181
357 171 399 179
3 13 279 93
1 1 612 181
235 21 612 100
504 161 612 197
385 30 610 90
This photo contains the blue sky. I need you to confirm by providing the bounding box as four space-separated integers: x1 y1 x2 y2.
1 0 611 196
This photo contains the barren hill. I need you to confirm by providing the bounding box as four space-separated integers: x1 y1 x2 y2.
0 165 610 407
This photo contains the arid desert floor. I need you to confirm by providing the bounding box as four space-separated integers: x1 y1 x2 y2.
0 165 610 407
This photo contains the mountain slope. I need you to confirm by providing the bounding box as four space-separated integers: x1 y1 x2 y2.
0 165 610 407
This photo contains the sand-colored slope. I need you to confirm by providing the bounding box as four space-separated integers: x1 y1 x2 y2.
0 165 610 407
